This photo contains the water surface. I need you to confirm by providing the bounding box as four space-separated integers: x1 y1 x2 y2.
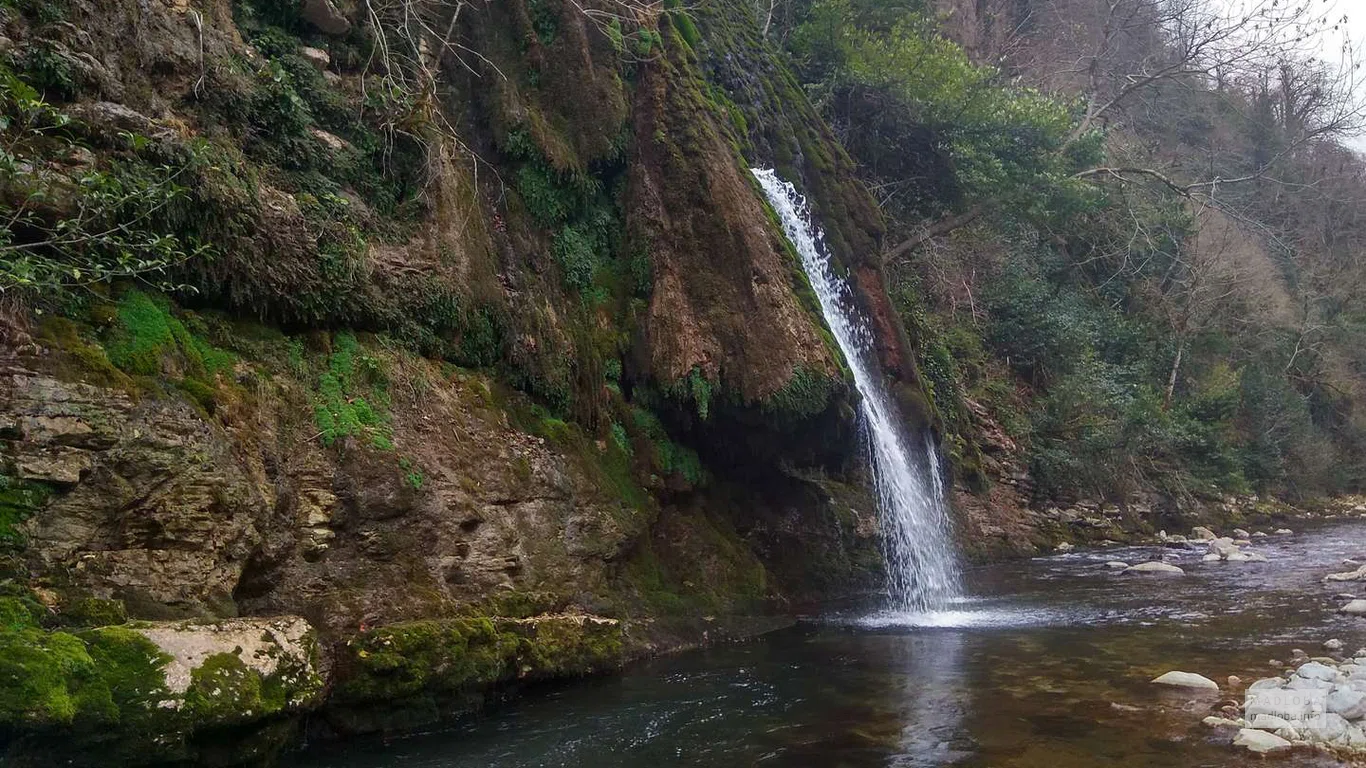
291 522 1366 767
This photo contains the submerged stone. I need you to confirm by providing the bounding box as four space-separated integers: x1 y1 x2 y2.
1124 561 1185 575
1151 671 1218 690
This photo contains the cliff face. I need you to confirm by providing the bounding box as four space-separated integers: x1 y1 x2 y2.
0 0 914 762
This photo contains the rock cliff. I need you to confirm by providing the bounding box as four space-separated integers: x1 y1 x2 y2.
0 0 913 762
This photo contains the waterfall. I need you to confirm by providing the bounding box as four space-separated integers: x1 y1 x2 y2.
751 168 963 614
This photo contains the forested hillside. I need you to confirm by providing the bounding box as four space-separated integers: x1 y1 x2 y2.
768 0 1366 505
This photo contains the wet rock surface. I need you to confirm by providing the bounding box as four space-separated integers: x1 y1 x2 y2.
1199 653 1366 756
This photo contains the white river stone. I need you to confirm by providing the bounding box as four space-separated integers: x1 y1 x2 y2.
1297 661 1340 682
1327 687 1366 720
1233 728 1292 753
1304 712 1351 743
1250 713 1297 731
1246 687 1327 720
1151 671 1219 690
1124 561 1185 575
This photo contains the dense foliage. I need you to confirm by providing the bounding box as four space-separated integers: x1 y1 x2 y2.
784 0 1366 501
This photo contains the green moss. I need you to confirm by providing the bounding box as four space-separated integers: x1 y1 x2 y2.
619 544 688 615
33 317 132 389
668 9 702 49
762 366 839 423
0 622 319 762
184 652 286 725
78 625 173 725
505 616 622 677
53 598 127 629
0 475 52 553
175 378 220 415
629 406 705 486
330 615 622 733
0 596 42 630
470 590 565 620
534 416 574 444
333 618 516 708
618 507 769 617
528 411 651 510
103 291 234 381
0 628 112 727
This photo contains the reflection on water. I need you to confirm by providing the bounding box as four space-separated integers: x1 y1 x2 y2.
289 522 1366 768
891 629 966 767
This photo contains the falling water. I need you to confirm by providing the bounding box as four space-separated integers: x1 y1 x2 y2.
751 168 963 614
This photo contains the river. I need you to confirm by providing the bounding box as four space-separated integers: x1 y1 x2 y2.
288 521 1366 767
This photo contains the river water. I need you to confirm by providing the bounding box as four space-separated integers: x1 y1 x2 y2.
291 521 1366 767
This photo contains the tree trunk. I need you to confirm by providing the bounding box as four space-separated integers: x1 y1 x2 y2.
884 205 983 262
1164 339 1185 409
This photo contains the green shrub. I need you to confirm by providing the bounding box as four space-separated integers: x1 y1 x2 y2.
553 225 600 293
313 332 393 449
0 72 216 298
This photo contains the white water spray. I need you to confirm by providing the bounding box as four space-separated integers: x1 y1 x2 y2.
751 168 963 614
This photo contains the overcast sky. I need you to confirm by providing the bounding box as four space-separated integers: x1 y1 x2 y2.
1312 1 1366 151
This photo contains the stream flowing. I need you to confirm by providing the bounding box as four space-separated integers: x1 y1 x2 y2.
290 521 1366 767
750 168 962 615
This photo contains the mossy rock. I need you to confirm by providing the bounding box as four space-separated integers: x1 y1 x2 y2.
0 616 324 766
328 614 623 735
51 597 127 629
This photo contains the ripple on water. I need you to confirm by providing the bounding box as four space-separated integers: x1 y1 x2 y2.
847 604 1068 630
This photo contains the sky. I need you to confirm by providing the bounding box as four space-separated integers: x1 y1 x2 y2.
1311 1 1366 151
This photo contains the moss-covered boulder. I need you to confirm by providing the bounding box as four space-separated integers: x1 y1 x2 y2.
0 616 325 767
327 614 623 734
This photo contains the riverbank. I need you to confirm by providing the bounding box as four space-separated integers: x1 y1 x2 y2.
9 497 1363 767
271 516 1366 767
1126 517 1366 763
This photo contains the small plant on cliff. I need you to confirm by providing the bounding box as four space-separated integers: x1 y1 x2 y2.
0 71 214 299
313 332 394 450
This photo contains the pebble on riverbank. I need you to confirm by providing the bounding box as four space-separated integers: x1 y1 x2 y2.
1325 564 1366 583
